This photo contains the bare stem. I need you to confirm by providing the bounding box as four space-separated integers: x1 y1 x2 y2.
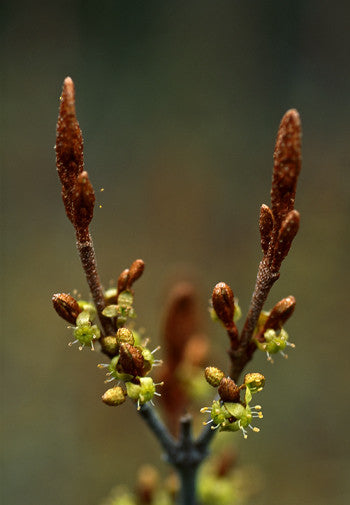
240 257 279 347
76 228 115 335
138 403 177 462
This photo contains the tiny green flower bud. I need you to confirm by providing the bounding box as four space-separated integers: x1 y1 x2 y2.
76 310 90 325
52 293 82 324
218 377 240 403
138 377 156 405
201 400 230 428
118 290 134 308
102 386 126 406
125 377 160 409
116 328 135 346
102 304 119 318
256 328 294 361
125 381 141 401
100 335 118 357
244 372 265 393
205 367 225 387
212 282 235 327
104 287 118 304
77 300 97 321
73 322 100 350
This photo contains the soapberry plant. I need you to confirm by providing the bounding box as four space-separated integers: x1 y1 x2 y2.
52 77 302 505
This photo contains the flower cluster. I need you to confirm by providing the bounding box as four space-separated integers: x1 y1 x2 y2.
201 368 265 439
52 261 163 410
253 296 296 362
98 298 163 409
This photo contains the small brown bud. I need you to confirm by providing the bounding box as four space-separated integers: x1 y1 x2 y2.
100 335 118 357
272 209 300 271
116 327 135 346
127 259 145 288
218 377 240 403
117 268 130 295
72 170 95 229
119 343 144 377
205 367 225 387
52 293 82 324
264 296 296 331
259 204 274 255
102 386 126 406
212 282 235 327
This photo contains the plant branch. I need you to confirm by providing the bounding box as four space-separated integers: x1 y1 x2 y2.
76 228 115 336
138 403 177 462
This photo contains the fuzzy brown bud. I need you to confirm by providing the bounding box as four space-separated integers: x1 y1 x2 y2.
218 377 240 403
205 367 225 387
119 343 144 377
117 268 130 295
264 296 296 331
271 109 301 226
272 210 300 271
259 204 274 255
116 327 135 346
56 77 84 189
52 293 82 324
71 170 95 229
127 259 145 288
102 386 126 406
212 282 235 327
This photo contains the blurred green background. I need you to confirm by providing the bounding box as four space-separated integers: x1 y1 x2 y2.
2 1 350 504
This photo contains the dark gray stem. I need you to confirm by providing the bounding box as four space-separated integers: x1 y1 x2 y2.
175 415 200 505
138 408 214 505
138 403 177 461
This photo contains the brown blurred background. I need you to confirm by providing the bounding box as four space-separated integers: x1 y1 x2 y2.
2 1 350 504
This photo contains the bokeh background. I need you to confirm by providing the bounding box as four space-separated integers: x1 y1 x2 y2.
2 1 350 504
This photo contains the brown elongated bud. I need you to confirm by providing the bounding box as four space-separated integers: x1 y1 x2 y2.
126 259 145 288
216 450 237 478
218 377 240 403
264 296 296 331
205 366 225 387
259 204 274 255
119 343 144 377
52 293 82 324
271 109 301 226
183 334 208 367
272 210 300 271
212 282 235 327
100 335 118 357
117 268 130 295
72 171 95 229
137 465 159 505
102 386 126 406
56 77 83 189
